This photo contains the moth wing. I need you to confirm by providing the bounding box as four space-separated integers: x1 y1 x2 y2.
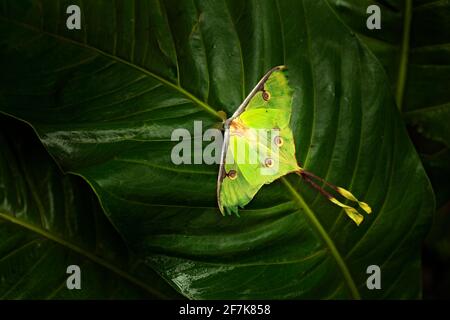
219 129 298 215
218 66 298 215
243 68 293 115
219 135 265 215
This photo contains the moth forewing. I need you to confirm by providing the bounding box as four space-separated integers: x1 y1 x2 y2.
229 65 287 120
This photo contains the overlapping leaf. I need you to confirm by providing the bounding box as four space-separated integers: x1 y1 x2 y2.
328 0 450 146
0 115 180 299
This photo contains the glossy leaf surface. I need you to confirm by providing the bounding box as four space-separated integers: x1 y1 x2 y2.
0 0 433 299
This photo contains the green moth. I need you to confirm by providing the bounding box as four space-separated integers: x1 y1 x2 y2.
217 66 371 225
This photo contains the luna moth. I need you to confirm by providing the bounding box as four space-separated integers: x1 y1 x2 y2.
217 66 371 225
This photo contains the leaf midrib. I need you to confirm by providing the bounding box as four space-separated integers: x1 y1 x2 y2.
282 178 360 299
0 17 222 121
0 210 168 299
395 0 412 110
324 0 413 112
2 14 360 299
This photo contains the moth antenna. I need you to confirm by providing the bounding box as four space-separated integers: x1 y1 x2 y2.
217 110 228 121
296 170 364 226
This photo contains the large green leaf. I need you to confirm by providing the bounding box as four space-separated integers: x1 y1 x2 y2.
326 3 450 295
0 114 181 299
0 0 433 299
328 0 450 146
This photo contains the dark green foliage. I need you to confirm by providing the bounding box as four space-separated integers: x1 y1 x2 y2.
0 0 440 299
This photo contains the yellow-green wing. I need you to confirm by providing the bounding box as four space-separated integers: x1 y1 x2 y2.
219 135 264 216
218 66 299 215
240 67 293 128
